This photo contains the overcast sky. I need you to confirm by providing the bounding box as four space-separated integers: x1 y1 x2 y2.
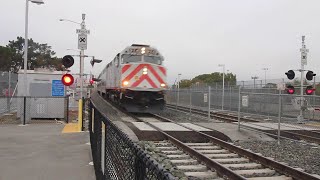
1 0 320 84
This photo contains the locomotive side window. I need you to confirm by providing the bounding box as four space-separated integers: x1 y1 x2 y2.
122 54 141 63
144 56 162 65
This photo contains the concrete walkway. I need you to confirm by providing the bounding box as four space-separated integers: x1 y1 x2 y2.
0 124 95 180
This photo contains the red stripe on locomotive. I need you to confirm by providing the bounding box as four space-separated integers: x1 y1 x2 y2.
158 66 166 76
146 64 165 84
122 64 131 73
123 64 144 81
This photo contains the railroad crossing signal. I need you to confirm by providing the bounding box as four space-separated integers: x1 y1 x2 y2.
306 71 316 81
90 57 102 67
305 86 315 95
61 74 74 86
286 85 295 94
61 55 75 86
62 55 74 68
89 74 101 85
285 70 295 80
92 77 101 82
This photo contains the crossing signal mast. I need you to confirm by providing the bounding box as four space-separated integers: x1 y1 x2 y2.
285 36 316 123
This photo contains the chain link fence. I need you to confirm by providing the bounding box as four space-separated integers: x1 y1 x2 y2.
167 86 320 122
0 96 70 124
89 100 175 180
0 71 18 97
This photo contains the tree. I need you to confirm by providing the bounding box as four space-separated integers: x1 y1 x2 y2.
4 36 64 72
192 72 237 85
0 46 13 71
179 79 192 88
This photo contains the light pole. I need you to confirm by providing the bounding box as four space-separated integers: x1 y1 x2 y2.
24 0 44 96
60 15 88 99
218 64 225 110
262 68 269 87
251 76 259 89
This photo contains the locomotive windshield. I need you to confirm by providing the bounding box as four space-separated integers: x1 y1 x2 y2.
122 54 162 65
144 56 162 65
122 55 141 63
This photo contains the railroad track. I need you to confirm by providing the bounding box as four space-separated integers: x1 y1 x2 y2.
130 113 319 180
166 104 259 123
166 104 320 144
93 93 319 179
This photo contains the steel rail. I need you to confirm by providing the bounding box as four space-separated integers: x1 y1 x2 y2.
130 115 246 180
166 104 259 122
152 114 320 180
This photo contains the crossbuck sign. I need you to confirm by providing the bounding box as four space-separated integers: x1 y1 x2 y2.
78 34 87 50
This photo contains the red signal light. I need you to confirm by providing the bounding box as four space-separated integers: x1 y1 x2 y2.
288 89 294 94
286 85 295 94
90 79 94 85
305 86 314 95
61 74 74 86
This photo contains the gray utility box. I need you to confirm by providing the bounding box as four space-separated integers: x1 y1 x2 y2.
17 69 67 122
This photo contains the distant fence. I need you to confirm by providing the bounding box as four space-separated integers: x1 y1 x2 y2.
89 101 175 180
167 87 320 121
0 96 69 124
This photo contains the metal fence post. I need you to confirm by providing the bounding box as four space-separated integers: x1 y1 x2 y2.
229 86 232 110
175 89 178 110
277 90 282 145
23 96 26 125
237 87 241 131
208 86 211 120
7 97 10 113
189 87 192 120
66 96 69 123
215 83 218 109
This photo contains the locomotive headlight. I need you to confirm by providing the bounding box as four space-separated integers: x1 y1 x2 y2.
123 81 129 86
141 47 146 54
160 83 166 87
142 67 148 75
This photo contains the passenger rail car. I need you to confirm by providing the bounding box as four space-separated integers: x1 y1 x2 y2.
97 44 167 112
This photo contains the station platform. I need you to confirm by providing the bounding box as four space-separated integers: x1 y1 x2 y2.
196 122 275 142
0 124 95 180
130 121 272 142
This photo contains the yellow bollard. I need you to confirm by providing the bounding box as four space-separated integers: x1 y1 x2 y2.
78 99 83 132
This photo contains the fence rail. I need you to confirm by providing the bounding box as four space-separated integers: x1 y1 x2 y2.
89 100 175 180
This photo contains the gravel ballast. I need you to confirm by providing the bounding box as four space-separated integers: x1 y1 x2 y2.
234 140 320 176
159 108 320 176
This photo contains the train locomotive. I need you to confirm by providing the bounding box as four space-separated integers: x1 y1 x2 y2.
97 44 167 113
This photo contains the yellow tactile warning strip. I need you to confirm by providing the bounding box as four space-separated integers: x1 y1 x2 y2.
62 123 80 133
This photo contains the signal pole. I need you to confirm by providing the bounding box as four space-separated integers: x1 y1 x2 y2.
299 36 309 123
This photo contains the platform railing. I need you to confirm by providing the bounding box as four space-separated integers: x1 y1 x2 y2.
89 100 175 180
